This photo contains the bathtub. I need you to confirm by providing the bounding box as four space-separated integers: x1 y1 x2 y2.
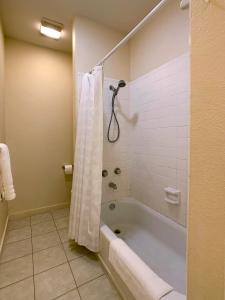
99 198 186 300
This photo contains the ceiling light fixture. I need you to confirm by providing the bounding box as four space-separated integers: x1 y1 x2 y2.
40 18 63 40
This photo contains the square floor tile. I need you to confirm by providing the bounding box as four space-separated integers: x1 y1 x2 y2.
63 241 91 261
34 263 76 300
0 255 33 288
0 238 32 263
31 213 53 225
5 227 31 244
0 277 34 300
78 275 121 300
58 228 69 243
31 220 56 237
56 289 81 300
8 217 30 231
33 245 67 274
52 208 69 220
55 217 69 230
32 231 61 252
70 254 104 286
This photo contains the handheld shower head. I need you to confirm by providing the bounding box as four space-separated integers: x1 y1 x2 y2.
109 79 126 96
118 80 126 88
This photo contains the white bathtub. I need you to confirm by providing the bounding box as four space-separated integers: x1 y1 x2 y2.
99 198 186 300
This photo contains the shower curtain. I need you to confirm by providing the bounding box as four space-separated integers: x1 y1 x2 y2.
69 66 103 252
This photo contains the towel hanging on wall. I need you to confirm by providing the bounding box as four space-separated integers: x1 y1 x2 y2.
0 143 16 201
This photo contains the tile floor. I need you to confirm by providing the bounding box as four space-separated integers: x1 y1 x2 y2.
0 208 121 300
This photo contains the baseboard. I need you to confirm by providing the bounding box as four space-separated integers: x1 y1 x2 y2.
9 202 70 220
0 215 9 255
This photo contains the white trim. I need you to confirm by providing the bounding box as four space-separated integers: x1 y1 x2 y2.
0 215 8 255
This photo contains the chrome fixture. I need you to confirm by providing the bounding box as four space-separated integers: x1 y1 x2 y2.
114 168 121 175
107 80 126 143
102 169 108 177
180 0 189 9
108 182 117 190
109 203 116 210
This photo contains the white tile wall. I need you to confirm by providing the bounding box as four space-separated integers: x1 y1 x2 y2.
129 53 189 226
77 53 189 226
102 78 131 202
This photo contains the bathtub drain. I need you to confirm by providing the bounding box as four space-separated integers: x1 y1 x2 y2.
114 229 121 235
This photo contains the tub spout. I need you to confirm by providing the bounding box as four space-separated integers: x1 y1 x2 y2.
108 182 117 190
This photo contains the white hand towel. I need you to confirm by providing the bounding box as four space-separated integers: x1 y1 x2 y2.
0 144 16 201
109 238 173 300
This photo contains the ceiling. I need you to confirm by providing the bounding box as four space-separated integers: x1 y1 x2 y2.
0 0 160 52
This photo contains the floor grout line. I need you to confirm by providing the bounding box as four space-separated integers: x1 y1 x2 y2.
7 224 31 232
0 209 70 298
52 288 79 300
77 273 106 289
30 227 36 300
50 209 112 299
0 275 33 291
0 251 33 265
0 208 112 300
51 211 82 299
0 235 64 266
34 261 69 277
31 227 57 239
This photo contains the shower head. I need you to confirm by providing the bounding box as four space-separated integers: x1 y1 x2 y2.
109 79 126 96
118 80 126 88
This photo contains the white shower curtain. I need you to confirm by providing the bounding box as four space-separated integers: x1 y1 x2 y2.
69 66 103 252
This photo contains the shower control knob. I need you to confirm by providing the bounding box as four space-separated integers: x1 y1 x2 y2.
114 168 121 175
102 170 108 177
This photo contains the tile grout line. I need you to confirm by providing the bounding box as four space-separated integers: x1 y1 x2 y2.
0 211 72 300
50 210 84 300
7 224 31 232
30 217 36 300
51 210 112 298
0 235 67 266
53 213 108 298
52 288 79 300
77 273 106 289
31 210 69 299
0 251 33 266
1 209 115 299
4 226 32 245
34 261 70 276
0 275 34 291
0 211 71 296
1 236 31 248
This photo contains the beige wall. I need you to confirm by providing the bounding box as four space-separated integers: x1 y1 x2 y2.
130 0 189 80
73 16 130 80
188 0 225 299
0 19 8 245
5 38 73 215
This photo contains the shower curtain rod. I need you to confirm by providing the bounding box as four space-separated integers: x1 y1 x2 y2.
90 0 168 72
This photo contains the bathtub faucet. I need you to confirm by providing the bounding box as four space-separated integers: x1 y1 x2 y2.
108 182 117 190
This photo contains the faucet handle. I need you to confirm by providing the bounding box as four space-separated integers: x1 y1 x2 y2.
108 182 117 190
102 169 108 177
114 168 121 175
